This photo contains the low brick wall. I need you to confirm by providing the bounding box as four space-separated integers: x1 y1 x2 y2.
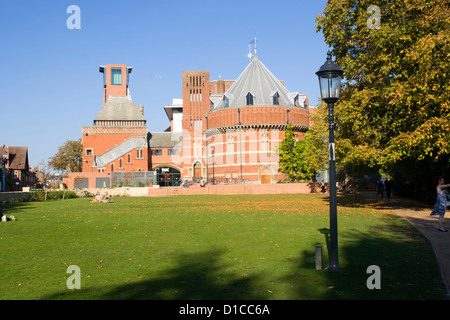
148 183 321 197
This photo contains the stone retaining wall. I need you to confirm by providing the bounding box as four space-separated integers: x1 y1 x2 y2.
0 192 31 203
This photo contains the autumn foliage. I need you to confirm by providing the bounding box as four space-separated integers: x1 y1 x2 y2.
316 0 450 199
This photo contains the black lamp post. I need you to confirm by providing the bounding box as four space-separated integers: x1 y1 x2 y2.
316 52 343 272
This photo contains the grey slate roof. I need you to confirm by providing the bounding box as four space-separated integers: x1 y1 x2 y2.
94 96 146 122
149 132 183 148
213 55 299 109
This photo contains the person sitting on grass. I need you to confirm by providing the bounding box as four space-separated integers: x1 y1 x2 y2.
103 192 113 203
89 192 103 203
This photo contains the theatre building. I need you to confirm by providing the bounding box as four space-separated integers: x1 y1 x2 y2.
66 51 310 189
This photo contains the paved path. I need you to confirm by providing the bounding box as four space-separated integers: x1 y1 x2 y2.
360 192 450 298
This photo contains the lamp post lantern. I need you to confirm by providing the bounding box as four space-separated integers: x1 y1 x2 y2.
1 151 7 192
316 51 343 272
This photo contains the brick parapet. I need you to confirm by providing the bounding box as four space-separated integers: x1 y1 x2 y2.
207 106 309 131
82 126 148 135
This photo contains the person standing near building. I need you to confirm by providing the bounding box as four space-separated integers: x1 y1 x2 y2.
430 177 450 232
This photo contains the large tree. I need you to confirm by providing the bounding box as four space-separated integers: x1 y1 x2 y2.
48 139 83 174
316 0 450 199
303 102 329 175
279 125 313 182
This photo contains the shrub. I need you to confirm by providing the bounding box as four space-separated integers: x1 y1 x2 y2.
29 190 78 201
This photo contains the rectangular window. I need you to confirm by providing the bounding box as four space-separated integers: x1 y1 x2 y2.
111 68 122 85
127 153 131 164
85 148 93 156
260 133 269 151
151 149 162 156
137 148 143 158
227 136 234 154
168 149 179 155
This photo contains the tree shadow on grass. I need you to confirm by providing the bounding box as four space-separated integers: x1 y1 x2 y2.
282 220 448 300
329 192 431 212
44 248 264 300
1 201 35 213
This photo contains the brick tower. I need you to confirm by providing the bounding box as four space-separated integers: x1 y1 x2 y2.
181 71 210 181
81 64 150 173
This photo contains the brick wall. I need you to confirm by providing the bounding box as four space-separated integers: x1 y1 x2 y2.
82 132 150 172
148 183 321 196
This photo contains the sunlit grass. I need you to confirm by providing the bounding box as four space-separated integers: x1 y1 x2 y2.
0 194 446 300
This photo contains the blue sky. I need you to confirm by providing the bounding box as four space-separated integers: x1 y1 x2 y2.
0 0 329 168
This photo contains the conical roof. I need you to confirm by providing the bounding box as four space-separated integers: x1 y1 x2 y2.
214 55 298 109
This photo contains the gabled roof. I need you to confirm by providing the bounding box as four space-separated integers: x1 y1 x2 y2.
213 55 298 109
94 96 146 122
6 147 29 170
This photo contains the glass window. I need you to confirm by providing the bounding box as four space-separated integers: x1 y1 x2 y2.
273 92 280 105
246 92 254 106
111 68 122 85
151 149 162 156
168 149 179 156
224 96 229 108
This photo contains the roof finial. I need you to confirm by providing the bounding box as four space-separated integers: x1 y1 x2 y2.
252 37 258 56
248 37 258 61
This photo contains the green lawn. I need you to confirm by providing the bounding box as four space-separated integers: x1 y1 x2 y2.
0 194 446 300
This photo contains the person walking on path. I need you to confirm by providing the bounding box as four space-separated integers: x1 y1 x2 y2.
430 177 450 232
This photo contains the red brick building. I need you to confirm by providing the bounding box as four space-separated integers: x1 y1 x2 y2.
0 146 37 191
81 64 150 174
176 54 310 184
66 51 310 189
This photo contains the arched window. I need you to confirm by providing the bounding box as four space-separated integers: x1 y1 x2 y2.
246 92 254 106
